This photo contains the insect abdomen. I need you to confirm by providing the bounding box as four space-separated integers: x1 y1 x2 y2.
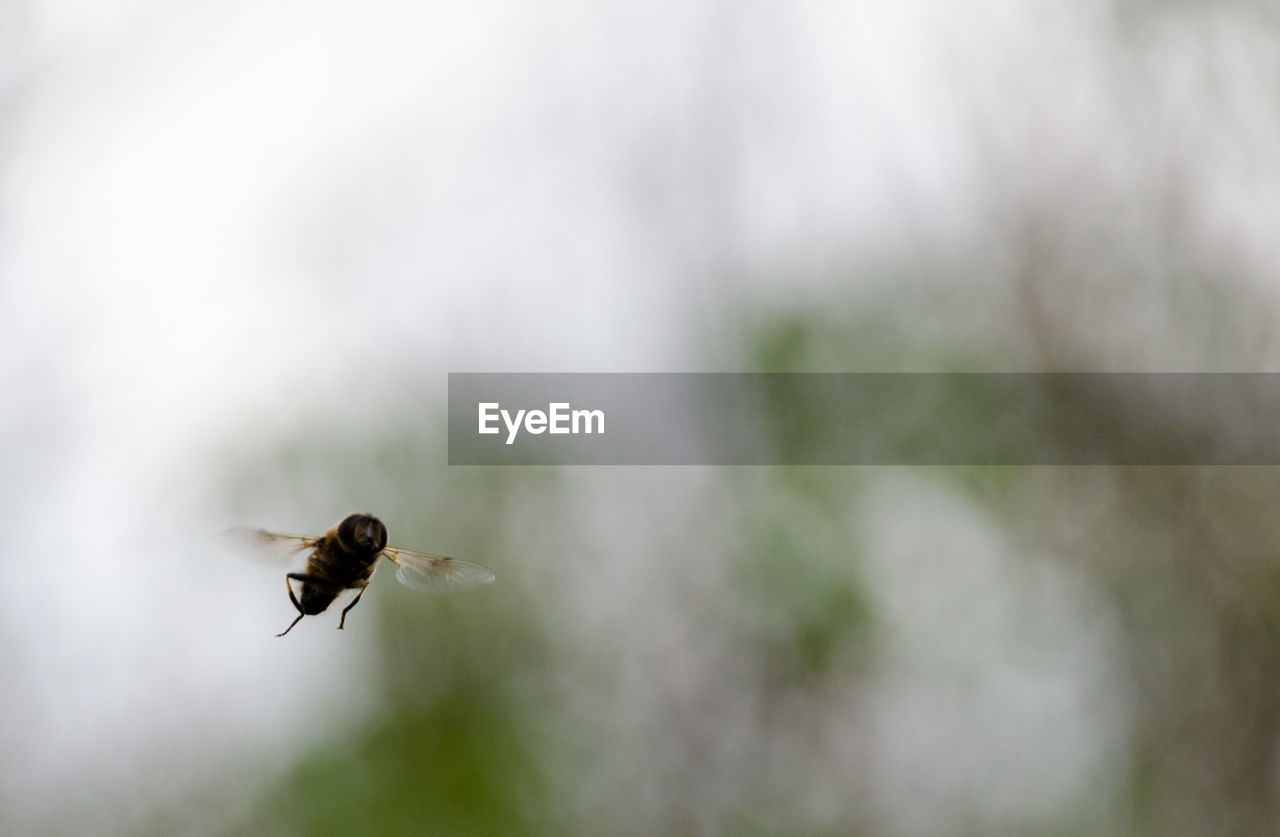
298 583 339 615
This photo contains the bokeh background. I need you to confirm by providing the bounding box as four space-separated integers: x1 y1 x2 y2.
4 1 1280 834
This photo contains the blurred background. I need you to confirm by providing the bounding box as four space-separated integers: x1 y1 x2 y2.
3 0 1280 834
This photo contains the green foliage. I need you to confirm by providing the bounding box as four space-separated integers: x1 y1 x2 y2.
728 469 872 680
238 689 545 837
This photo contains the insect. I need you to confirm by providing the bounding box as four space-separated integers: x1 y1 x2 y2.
227 512 495 636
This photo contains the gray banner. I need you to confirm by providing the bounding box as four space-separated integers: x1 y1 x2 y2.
447 373 1280 465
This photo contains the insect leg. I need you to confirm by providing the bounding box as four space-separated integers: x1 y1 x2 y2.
278 573 331 637
337 585 368 630
284 573 306 614
276 612 305 637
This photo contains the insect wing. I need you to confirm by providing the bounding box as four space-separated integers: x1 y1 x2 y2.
224 527 319 564
382 546 495 592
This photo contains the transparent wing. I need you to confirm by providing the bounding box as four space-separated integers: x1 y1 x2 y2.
224 527 319 565
382 546 495 593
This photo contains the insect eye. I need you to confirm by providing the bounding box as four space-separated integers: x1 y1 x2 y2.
337 514 363 545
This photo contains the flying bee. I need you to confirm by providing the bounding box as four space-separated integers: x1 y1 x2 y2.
227 512 495 636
